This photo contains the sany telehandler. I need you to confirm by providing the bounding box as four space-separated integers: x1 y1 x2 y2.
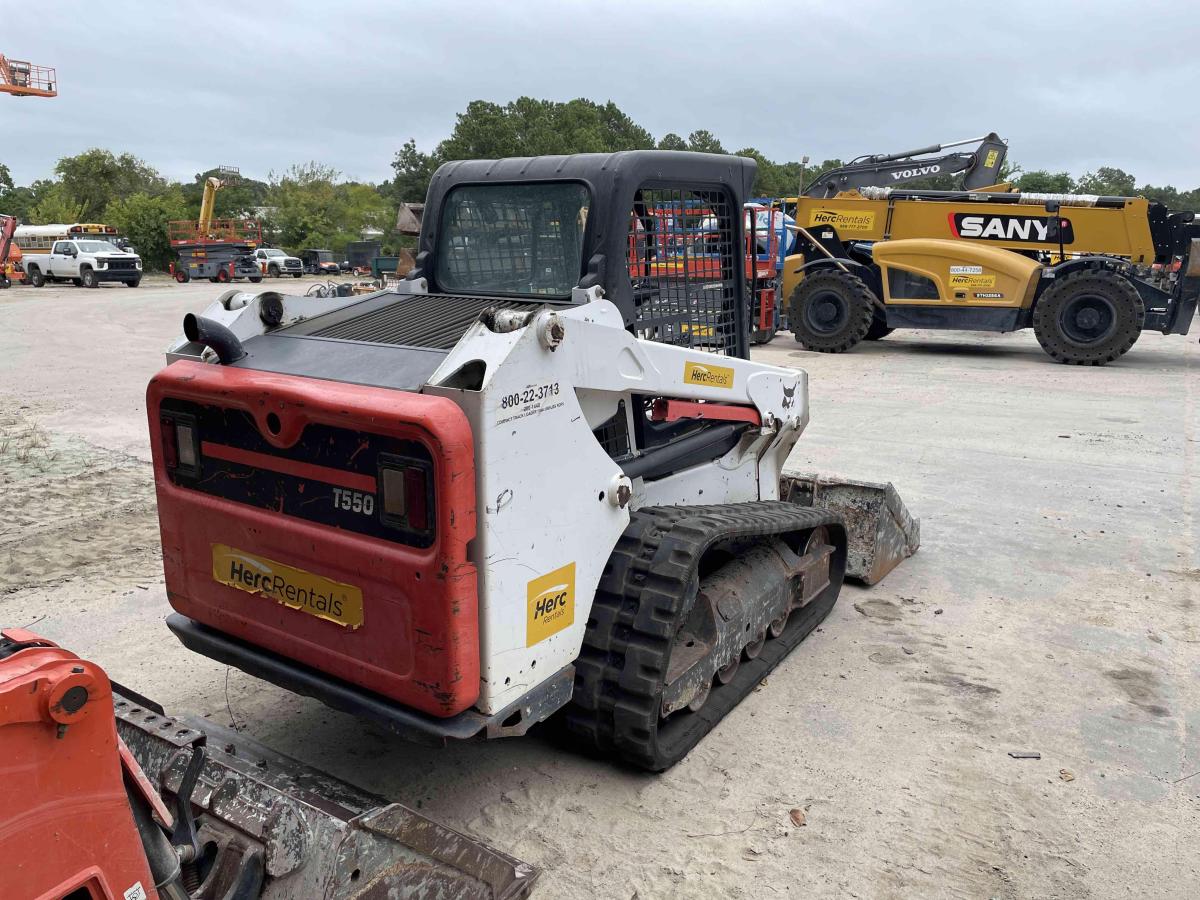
1 152 917 899
782 185 1200 364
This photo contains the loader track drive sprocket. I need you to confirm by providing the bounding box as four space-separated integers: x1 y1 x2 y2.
148 151 854 773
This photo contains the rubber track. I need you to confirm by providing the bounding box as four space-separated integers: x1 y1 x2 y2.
564 502 846 771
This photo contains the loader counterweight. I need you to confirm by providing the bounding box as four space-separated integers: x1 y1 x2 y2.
148 360 480 718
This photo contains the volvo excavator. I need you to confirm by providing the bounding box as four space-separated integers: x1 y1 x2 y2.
802 132 1008 198
2 152 918 899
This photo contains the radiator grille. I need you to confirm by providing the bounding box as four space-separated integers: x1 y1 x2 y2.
303 293 546 350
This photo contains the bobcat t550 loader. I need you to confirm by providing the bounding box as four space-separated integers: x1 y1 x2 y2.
148 151 917 775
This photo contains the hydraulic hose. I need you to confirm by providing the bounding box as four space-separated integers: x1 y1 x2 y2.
126 782 191 900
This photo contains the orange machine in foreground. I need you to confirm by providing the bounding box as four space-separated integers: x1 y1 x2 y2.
0 628 536 899
0 629 163 900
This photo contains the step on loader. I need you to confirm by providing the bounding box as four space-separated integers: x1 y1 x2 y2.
146 151 918 780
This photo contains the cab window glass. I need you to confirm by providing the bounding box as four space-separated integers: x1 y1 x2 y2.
886 267 940 300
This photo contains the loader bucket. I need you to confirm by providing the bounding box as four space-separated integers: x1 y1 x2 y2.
113 687 537 900
781 473 920 585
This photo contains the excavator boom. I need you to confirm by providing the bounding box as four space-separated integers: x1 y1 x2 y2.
804 132 1007 197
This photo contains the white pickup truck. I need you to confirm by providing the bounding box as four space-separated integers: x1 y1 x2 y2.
253 247 303 278
26 238 143 288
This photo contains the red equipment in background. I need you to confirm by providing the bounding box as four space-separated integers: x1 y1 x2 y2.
0 54 56 97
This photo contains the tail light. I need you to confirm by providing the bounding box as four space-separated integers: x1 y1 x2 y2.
379 454 434 538
159 412 200 478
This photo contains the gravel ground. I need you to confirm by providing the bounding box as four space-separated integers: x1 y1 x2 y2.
1 275 1197 898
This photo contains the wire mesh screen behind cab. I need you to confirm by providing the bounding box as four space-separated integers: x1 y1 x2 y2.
627 187 742 356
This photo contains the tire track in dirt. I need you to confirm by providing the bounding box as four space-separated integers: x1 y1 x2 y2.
0 405 161 593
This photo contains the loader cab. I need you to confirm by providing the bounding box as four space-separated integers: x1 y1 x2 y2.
413 151 757 359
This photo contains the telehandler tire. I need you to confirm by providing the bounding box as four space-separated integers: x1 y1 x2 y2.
1033 269 1144 365
789 269 875 352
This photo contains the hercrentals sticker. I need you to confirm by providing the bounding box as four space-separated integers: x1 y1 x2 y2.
808 209 877 232
527 562 576 646
683 360 734 389
949 273 996 289
211 543 364 629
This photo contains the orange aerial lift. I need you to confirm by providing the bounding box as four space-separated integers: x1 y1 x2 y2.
0 54 56 97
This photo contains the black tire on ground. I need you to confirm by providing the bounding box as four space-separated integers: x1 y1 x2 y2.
81 267 98 288
864 315 894 341
29 269 45 287
0 274 8 289
216 269 231 284
126 278 141 288
249 276 262 284
292 272 302 278
209 277 220 283
788 269 876 353
268 265 280 278
72 278 82 287
1032 268 1144 365
175 269 190 284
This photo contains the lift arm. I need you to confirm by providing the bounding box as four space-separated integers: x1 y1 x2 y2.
804 132 1007 198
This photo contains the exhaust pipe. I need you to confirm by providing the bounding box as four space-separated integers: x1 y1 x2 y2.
183 313 246 364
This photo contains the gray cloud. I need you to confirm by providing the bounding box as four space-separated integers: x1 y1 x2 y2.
5 0 1199 188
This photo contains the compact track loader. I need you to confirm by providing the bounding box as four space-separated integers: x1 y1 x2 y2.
146 151 917 778
782 186 1200 364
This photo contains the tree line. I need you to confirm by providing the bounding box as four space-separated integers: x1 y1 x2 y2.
4 97 1198 271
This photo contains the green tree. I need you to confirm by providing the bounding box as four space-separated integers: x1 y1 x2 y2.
1075 166 1137 197
1012 169 1074 192
28 184 87 225
105 190 190 271
657 133 688 151
0 163 12 193
54 149 167 220
685 130 725 154
269 163 390 254
390 139 439 203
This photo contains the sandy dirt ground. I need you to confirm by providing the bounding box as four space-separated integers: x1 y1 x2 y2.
1 276 1197 898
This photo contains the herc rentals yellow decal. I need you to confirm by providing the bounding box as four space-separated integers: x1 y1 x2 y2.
527 562 576 646
808 209 877 233
211 543 364 629
683 360 734 389
949 273 996 289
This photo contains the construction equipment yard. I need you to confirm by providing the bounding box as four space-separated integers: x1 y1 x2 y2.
3 277 1195 898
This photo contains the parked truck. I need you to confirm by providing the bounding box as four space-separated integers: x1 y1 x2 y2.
24 234 143 288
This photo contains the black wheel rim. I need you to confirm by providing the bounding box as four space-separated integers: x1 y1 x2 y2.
804 290 849 335
1060 293 1116 345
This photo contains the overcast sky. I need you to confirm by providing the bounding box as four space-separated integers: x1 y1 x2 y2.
5 0 1199 188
